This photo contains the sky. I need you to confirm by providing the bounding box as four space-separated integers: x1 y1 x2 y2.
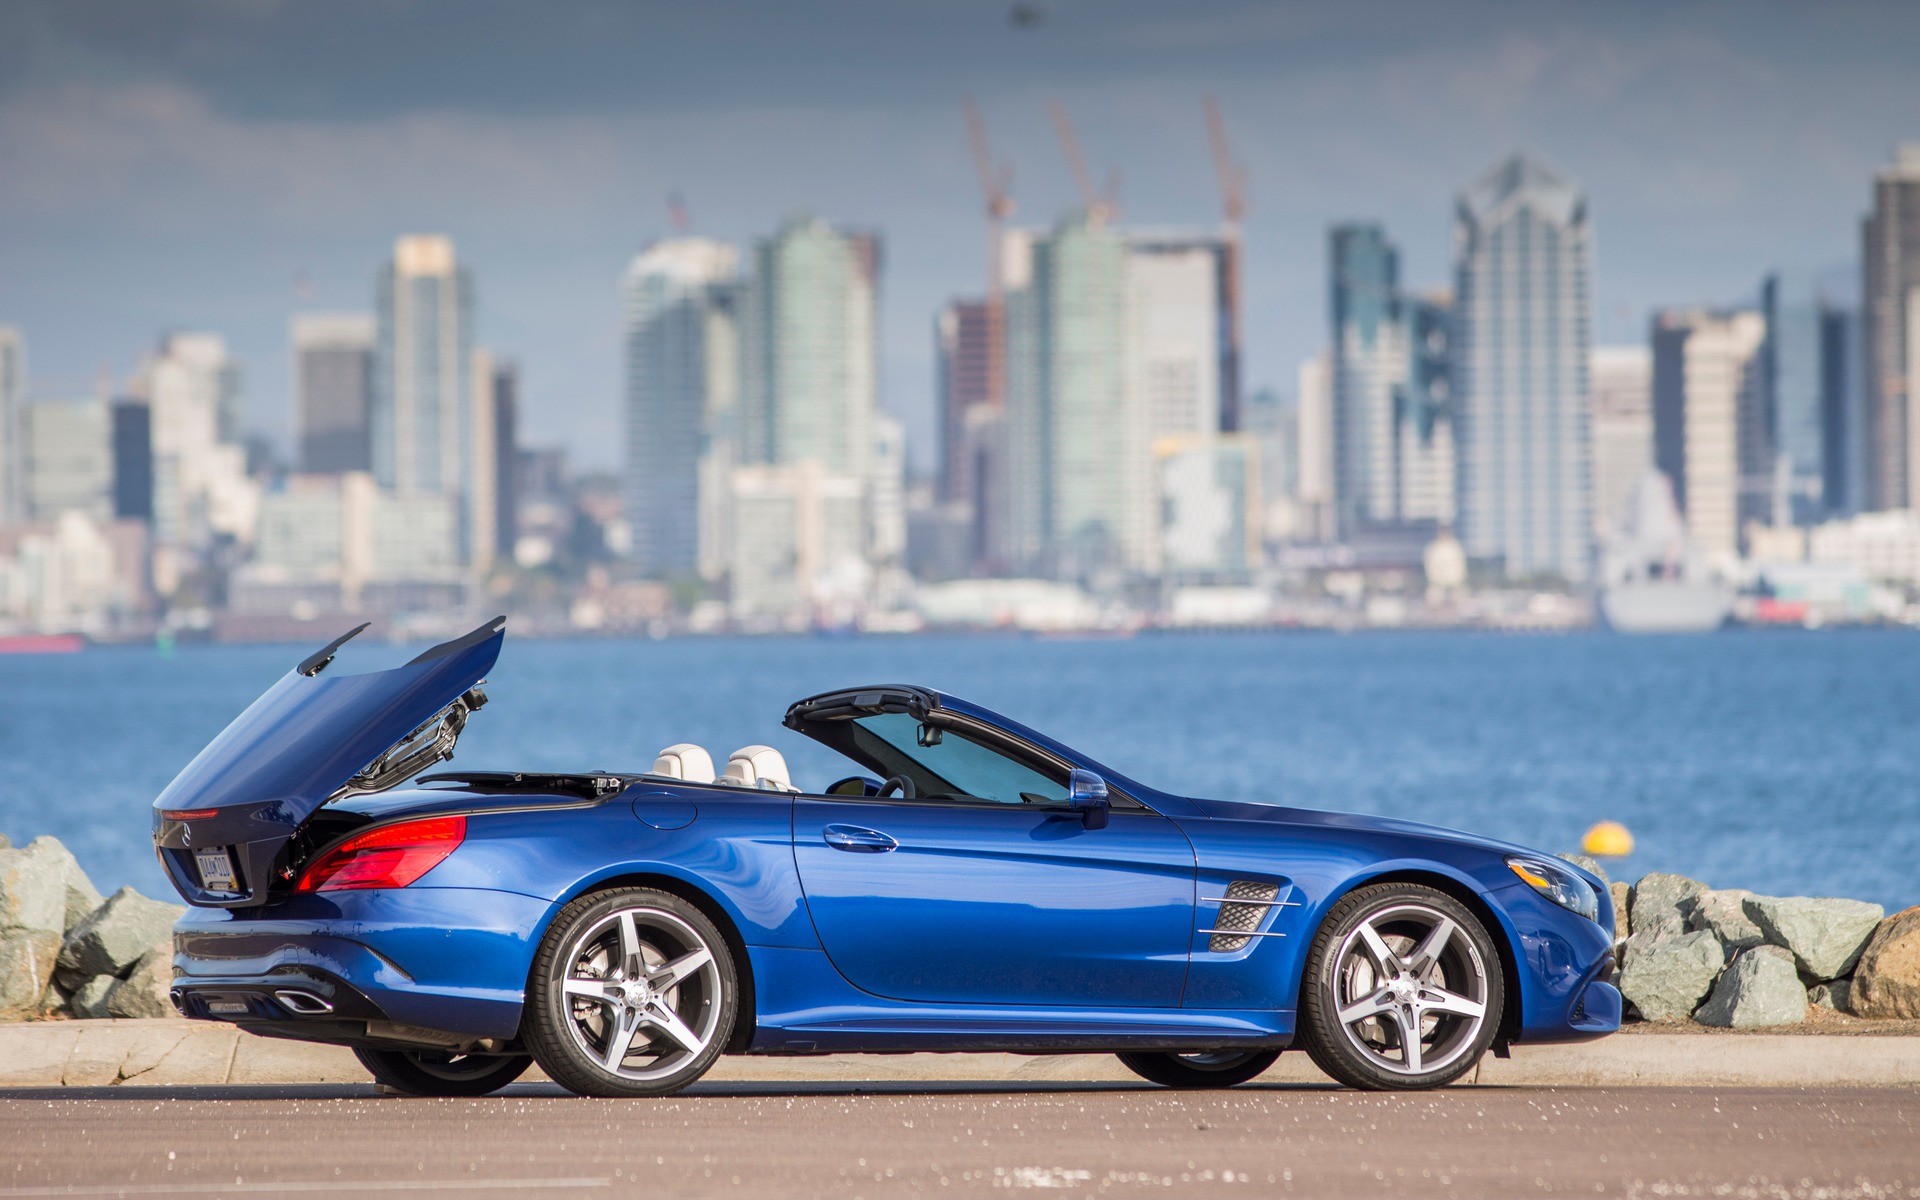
2 0 1917 473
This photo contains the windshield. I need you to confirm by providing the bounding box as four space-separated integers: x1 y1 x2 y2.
849 712 1067 806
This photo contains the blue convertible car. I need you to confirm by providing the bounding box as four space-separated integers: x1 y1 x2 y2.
154 619 1619 1097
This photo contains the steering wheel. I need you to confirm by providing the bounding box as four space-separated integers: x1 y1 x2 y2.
876 774 918 800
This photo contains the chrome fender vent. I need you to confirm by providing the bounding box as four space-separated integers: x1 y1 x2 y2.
1206 881 1284 953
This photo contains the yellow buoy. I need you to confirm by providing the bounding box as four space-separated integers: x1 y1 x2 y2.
1581 820 1634 858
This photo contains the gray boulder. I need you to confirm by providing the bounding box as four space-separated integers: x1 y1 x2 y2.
1743 894 1884 982
57 887 184 980
106 944 176 1019
69 974 117 1020
1629 873 1709 944
1618 928 1726 1021
0 933 59 1018
1695 945 1808 1028
0 837 74 939
62 865 102 936
36 976 72 1017
0 837 85 1018
1609 881 1631 941
1687 888 1765 951
1557 853 1609 885
1809 978 1853 1014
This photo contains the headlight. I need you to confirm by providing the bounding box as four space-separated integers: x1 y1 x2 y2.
1507 857 1600 922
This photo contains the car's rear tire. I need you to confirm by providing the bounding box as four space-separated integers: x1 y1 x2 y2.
1116 1049 1282 1088
352 1048 532 1097
524 887 738 1098
1297 882 1503 1091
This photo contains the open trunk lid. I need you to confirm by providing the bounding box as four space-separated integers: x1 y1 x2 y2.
150 617 504 908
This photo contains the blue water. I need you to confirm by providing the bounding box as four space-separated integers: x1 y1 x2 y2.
2 630 1916 911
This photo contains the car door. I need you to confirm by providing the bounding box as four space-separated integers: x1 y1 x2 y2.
790 711 1196 1008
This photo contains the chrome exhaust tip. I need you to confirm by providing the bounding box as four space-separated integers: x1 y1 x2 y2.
273 989 334 1015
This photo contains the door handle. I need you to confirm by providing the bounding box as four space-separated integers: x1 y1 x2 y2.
823 824 898 853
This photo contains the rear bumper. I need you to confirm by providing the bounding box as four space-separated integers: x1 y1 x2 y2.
171 886 554 1042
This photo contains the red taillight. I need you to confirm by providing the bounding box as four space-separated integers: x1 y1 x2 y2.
164 809 220 821
295 815 466 892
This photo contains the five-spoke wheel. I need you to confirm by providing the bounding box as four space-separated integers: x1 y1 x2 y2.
525 888 737 1097
1297 883 1502 1090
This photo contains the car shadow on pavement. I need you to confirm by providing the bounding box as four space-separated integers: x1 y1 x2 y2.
0 1080 1344 1102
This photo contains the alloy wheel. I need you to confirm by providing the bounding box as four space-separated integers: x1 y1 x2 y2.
556 905 725 1082
1328 903 1489 1077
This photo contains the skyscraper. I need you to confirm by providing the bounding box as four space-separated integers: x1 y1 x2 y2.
1294 353 1335 543
1589 345 1652 536
622 238 739 578
0 326 21 525
1453 153 1594 581
1862 144 1920 511
24 398 112 521
1328 226 1454 537
1330 224 1403 537
139 332 257 592
1003 214 1153 578
739 216 878 478
111 398 152 522
292 313 375 473
1651 308 1769 566
935 297 1005 570
1128 233 1227 443
1400 291 1457 526
1820 304 1862 516
374 235 486 566
491 359 519 560
935 299 992 505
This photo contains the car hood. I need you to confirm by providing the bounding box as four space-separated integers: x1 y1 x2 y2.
1186 794 1552 864
150 617 503 908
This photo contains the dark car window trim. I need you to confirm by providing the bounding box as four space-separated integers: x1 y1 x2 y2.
799 709 1146 812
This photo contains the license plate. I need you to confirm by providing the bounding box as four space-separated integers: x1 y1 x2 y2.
195 848 237 892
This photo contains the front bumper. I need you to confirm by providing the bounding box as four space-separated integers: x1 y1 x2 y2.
1493 880 1622 1044
171 886 555 1043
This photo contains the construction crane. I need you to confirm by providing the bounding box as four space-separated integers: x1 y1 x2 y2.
963 98 1013 416
1205 95 1247 431
1047 101 1119 226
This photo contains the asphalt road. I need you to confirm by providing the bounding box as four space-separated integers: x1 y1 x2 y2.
0 1081 1915 1199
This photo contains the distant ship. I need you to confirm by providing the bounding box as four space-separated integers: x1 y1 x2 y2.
1598 473 1732 634
0 633 84 654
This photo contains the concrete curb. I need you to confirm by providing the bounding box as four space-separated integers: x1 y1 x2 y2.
2 1020 1916 1090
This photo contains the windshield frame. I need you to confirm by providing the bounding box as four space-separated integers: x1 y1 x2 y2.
792 706 1144 810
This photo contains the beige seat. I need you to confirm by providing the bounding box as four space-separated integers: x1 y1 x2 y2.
650 743 716 784
722 745 796 792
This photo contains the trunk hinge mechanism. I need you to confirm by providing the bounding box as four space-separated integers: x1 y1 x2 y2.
335 686 488 799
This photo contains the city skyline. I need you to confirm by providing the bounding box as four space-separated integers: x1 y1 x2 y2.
3 2 1917 472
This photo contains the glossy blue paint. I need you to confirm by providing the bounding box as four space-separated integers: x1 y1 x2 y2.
792 797 1195 1006
154 632 1619 1062
150 619 502 908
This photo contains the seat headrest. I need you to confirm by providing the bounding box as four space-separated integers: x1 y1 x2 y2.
651 743 716 784
723 745 795 792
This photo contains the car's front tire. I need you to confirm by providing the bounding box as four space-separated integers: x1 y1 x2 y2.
524 887 738 1098
352 1048 532 1097
1297 882 1503 1091
1116 1049 1282 1088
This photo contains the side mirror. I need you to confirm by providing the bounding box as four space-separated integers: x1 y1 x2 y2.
1067 768 1110 829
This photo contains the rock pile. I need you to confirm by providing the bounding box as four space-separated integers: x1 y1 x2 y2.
1607 866 1920 1028
0 834 182 1021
